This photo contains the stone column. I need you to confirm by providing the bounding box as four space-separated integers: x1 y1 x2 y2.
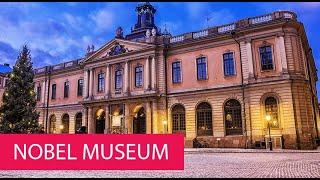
124 61 129 95
144 57 150 90
146 101 152 134
105 64 110 98
83 107 88 127
125 103 130 133
275 37 283 73
278 35 288 73
42 81 46 104
151 56 156 90
105 105 109 134
84 69 89 98
167 108 172 134
246 40 254 78
89 68 94 99
152 100 158 134
88 107 94 134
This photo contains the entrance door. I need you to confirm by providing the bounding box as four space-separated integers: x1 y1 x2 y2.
133 107 146 134
96 111 105 134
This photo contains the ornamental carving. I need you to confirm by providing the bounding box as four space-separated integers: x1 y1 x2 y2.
108 43 129 56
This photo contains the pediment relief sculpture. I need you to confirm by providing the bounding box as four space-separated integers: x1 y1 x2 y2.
108 43 130 56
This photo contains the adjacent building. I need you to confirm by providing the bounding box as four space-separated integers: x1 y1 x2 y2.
0 63 12 107
14 3 320 149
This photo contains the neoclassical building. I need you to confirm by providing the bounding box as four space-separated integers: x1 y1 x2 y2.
32 3 319 149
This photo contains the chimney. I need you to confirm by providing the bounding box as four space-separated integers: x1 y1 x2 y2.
3 63 9 67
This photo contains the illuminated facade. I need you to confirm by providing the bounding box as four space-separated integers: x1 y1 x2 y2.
31 3 319 149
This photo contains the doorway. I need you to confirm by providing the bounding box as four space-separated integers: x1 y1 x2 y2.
133 107 146 134
95 109 105 134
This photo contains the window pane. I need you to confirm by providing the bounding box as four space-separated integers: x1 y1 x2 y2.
196 102 212 136
223 52 235 76
260 46 273 70
78 79 83 96
135 66 143 87
197 57 207 80
64 82 69 98
115 70 123 90
225 99 242 135
265 97 279 128
172 62 181 83
52 84 56 99
98 73 105 92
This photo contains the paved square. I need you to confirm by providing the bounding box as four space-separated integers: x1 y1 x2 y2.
0 151 319 178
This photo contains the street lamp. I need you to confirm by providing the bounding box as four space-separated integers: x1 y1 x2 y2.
266 114 273 151
163 120 167 134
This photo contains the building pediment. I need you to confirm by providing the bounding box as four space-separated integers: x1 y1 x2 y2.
84 38 155 64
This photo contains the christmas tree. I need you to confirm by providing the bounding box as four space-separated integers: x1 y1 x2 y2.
0 45 40 133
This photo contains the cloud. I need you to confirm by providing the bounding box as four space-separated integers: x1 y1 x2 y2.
90 10 114 32
0 41 18 66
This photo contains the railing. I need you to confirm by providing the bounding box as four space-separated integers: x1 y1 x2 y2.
217 23 236 33
34 59 81 75
169 35 184 43
250 14 272 25
192 30 208 39
169 11 297 44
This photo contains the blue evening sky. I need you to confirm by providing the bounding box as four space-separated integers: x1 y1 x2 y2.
0 2 320 95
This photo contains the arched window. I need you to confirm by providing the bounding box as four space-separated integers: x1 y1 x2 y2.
265 97 279 128
75 113 82 132
196 102 212 136
172 104 186 135
61 114 69 134
225 99 242 135
49 115 56 134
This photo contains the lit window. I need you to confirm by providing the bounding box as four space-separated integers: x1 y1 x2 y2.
223 52 235 76
259 45 273 70
225 99 242 135
197 57 207 80
172 104 186 134
265 97 279 128
172 61 181 83
196 102 212 136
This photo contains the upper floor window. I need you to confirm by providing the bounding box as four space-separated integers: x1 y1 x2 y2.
77 79 83 96
135 66 143 87
259 45 273 71
36 86 41 101
115 69 123 90
97 73 105 93
51 84 56 100
196 57 207 80
223 52 235 76
172 61 182 84
64 81 69 98
0 77 2 86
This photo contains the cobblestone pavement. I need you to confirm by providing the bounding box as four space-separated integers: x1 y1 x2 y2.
0 151 319 178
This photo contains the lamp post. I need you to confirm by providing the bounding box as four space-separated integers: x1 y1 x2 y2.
266 114 273 151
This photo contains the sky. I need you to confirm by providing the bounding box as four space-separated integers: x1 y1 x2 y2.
0 2 320 95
